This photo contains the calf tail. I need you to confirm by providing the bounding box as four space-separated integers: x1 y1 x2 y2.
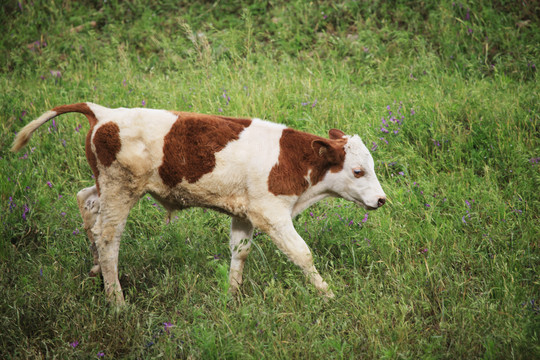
11 103 98 152
11 110 58 152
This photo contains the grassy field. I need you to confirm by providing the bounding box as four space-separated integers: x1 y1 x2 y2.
1 0 538 358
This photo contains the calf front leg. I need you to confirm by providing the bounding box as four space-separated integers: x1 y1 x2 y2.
229 217 254 295
77 186 101 277
266 219 334 298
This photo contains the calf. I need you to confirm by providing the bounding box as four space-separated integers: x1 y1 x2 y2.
11 103 386 304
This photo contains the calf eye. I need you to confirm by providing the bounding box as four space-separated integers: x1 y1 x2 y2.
353 168 365 178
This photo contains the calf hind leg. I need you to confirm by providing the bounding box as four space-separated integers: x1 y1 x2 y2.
229 217 254 295
92 191 138 305
77 186 101 276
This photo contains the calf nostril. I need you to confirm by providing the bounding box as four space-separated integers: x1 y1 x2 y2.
377 198 386 207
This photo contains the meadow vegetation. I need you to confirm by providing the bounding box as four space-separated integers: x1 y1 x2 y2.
0 0 538 358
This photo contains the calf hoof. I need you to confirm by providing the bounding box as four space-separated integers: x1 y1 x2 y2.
319 288 335 301
110 292 126 306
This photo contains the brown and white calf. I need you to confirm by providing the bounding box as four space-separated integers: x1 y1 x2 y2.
12 102 386 304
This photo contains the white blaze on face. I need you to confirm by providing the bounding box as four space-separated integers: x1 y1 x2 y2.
334 135 386 210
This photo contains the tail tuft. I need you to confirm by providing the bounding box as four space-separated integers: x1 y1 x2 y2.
11 110 58 152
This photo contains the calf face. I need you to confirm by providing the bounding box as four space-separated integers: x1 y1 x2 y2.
326 133 386 210
11 102 386 304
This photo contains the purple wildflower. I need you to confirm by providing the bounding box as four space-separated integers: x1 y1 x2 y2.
311 99 318 108
425 203 431 208
398 171 404 176
362 213 368 223
39 268 43 277
50 70 62 78
163 322 174 333
97 352 105 358
72 228 79 236
70 341 79 348
22 205 29 220
142 100 146 107
379 137 388 144
122 79 127 87
380 127 389 133
47 181 52 188
371 142 378 151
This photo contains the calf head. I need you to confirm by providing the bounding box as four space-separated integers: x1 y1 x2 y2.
317 129 386 210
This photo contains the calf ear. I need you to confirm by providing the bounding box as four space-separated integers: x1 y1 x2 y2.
311 139 343 165
329 128 345 139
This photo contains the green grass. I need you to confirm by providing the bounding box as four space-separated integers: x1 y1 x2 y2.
1 0 538 358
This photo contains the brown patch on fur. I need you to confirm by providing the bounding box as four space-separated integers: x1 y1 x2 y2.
86 131 100 194
93 122 121 167
268 129 347 196
170 111 253 128
52 103 101 193
159 114 252 187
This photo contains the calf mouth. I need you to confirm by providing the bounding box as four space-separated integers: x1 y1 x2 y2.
354 200 378 211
